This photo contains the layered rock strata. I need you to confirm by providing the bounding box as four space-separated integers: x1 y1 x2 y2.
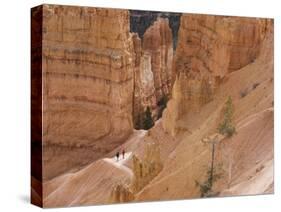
42 5 135 179
163 14 269 136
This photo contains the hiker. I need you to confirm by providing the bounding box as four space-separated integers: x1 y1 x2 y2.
122 149 125 159
116 152 120 162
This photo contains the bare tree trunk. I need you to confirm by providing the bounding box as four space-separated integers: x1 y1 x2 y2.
228 160 232 188
210 141 215 187
221 138 233 189
227 138 233 188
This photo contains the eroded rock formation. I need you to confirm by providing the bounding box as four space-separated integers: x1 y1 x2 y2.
131 143 163 192
42 5 135 179
163 15 269 136
132 33 157 129
143 17 174 103
132 18 174 128
109 142 163 204
109 183 134 203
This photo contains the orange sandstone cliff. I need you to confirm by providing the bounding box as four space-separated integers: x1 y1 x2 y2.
42 5 135 180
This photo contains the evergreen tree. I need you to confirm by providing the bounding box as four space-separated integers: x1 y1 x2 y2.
143 107 154 130
218 96 236 137
157 95 168 119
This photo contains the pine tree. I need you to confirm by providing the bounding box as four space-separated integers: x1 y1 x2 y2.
143 107 154 130
218 96 236 137
157 95 168 119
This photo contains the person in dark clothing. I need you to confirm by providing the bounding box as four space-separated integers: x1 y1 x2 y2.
122 149 125 159
116 152 120 162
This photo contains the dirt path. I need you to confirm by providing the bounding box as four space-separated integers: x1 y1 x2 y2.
103 152 133 178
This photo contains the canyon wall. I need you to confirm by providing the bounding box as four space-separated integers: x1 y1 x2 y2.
40 6 180 180
42 6 180 149
41 5 135 179
42 5 134 146
163 15 269 136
